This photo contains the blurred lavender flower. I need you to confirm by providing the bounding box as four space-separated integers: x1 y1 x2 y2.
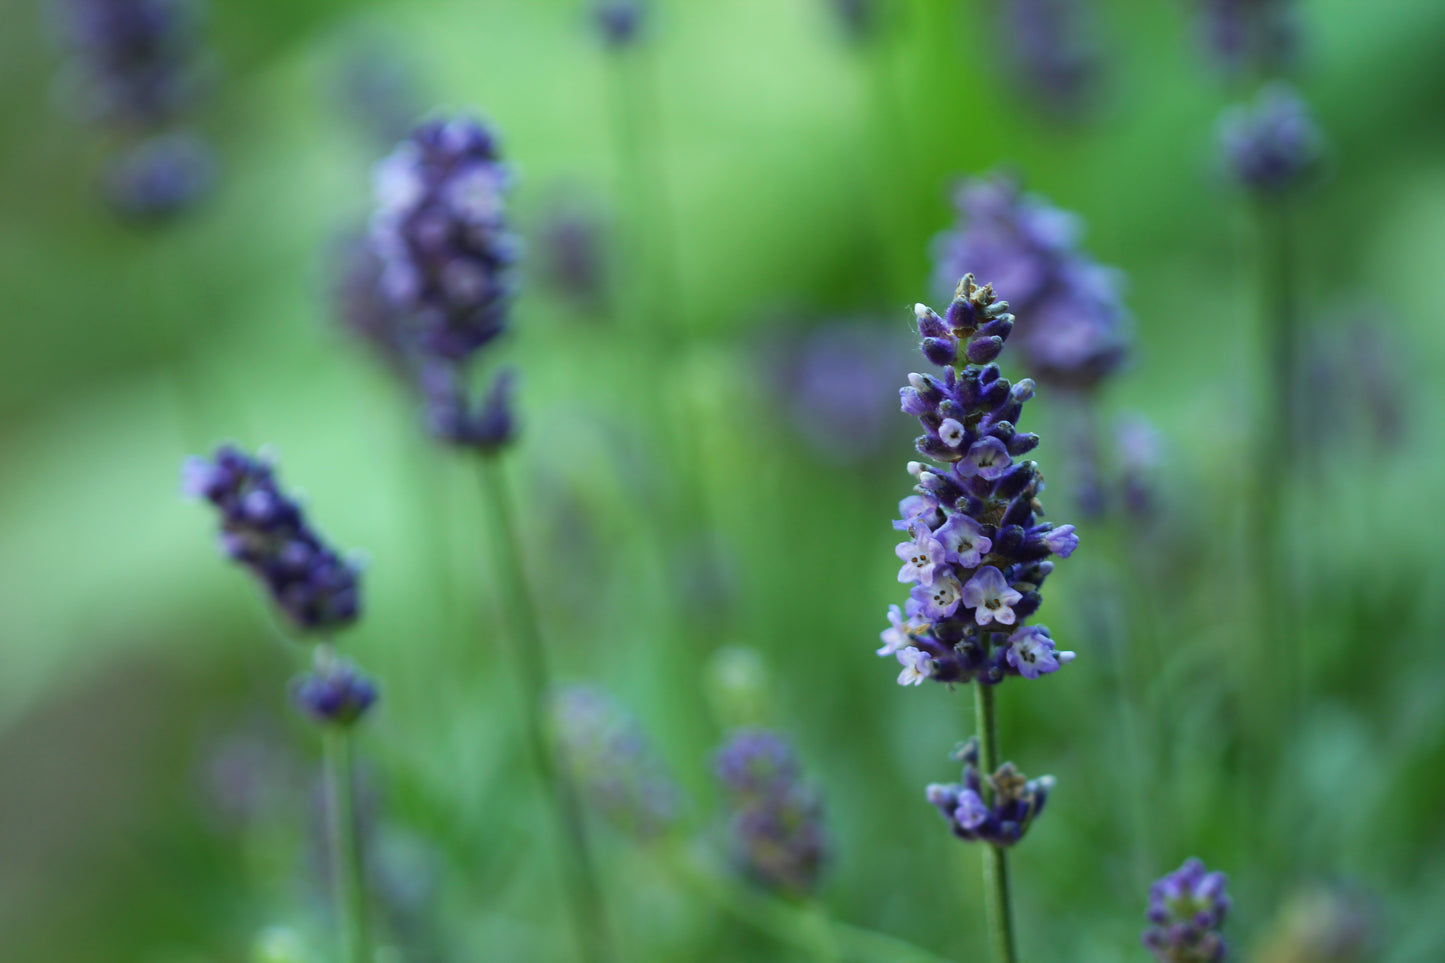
551 685 680 840
1255 886 1373 963
878 275 1078 688
830 0 877 41
183 445 362 634
103 130 214 220
999 0 1104 116
1142 858 1231 962
53 0 204 127
714 729 828 898
369 115 521 451
1116 414 1164 519
765 323 913 464
536 198 609 313
1218 84 1323 195
1194 0 1296 77
199 719 299 830
292 655 378 727
593 0 647 48
925 737 1053 846
933 174 1130 391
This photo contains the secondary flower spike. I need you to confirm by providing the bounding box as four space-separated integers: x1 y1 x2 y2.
877 275 1078 688
714 729 828 898
932 174 1130 391
183 445 361 634
1142 858 1231 962
1218 83 1324 195
925 737 1053 846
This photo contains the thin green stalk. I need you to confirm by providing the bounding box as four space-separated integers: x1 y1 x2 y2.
973 681 1018 963
321 713 369 963
478 454 611 963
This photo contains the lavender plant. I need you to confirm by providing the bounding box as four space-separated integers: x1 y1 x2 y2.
998 0 1104 117
1218 84 1323 196
51 0 215 218
593 0 647 49
365 114 610 963
878 275 1079 962
1193 0 1296 78
184 445 375 963
714 729 829 899
1141 859 1231 962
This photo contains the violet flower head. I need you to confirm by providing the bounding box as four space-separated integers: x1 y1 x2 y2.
830 0 877 42
183 445 361 634
933 174 1130 390
593 0 646 48
1194 0 1296 78
551 686 680 840
537 199 607 313
1142 858 1231 962
102 130 214 221
292 656 378 728
370 115 517 364
714 730 828 898
1218 84 1323 195
924 737 1053 846
999 0 1104 116
878 275 1079 688
422 364 515 453
53 0 204 128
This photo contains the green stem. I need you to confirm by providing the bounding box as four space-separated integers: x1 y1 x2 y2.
322 720 369 963
478 454 611 963
973 681 1018 963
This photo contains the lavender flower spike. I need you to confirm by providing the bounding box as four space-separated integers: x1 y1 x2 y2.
714 729 829 898
1218 83 1324 195
879 275 1078 687
292 655 378 727
593 0 647 48
1142 858 1231 962
184 445 361 634
925 738 1053 847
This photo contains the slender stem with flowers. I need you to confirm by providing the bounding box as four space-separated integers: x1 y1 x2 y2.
878 277 1081 963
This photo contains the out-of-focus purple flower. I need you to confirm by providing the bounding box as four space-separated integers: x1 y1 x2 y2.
1256 885 1374 963
292 655 378 727
536 198 608 313
714 730 828 898
1142 858 1230 962
830 0 876 41
183 445 362 634
765 322 914 464
199 720 298 829
924 737 1053 846
102 130 214 220
1218 84 1323 195
1298 318 1408 458
53 0 204 127
1194 0 1296 77
1116 414 1164 518
551 685 680 840
932 175 1130 390
999 0 1103 116
371 115 517 363
422 364 515 453
879 276 1078 688
593 0 646 48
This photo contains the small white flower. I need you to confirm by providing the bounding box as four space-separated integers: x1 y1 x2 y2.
938 418 966 448
895 646 934 686
934 513 992 568
960 566 1023 626
877 604 926 656
911 573 963 619
895 531 946 586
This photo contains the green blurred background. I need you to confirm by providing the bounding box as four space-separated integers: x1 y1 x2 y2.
2 0 1444 959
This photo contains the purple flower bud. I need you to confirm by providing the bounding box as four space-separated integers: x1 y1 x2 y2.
1142 858 1231 963
292 657 378 727
924 738 1053 846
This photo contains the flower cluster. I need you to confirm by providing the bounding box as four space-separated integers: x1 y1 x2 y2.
999 0 1103 116
1142 858 1231 962
932 175 1130 391
924 737 1053 846
183 445 361 634
551 685 680 841
53 0 215 218
1218 84 1324 195
593 0 646 48
714 730 828 898
369 115 520 451
1194 0 1296 77
292 654 379 728
830 0 876 42
878 275 1078 688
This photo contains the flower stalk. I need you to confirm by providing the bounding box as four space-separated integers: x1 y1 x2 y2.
478 454 612 963
973 681 1018 963
321 706 369 963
